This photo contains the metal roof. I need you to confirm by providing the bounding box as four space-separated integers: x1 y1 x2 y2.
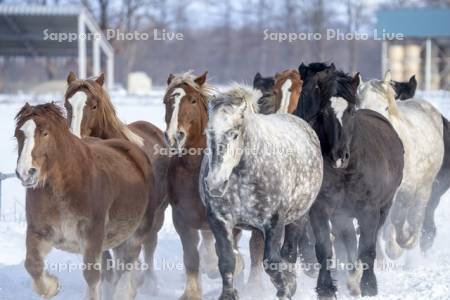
377 8 450 38
0 5 111 57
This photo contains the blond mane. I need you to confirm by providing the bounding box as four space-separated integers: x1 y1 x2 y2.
166 71 216 106
65 78 144 147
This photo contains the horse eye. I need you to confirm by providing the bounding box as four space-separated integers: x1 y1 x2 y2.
42 130 49 137
92 105 97 110
191 98 197 104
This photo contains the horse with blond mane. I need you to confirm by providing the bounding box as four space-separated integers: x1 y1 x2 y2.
15 103 155 300
64 72 168 293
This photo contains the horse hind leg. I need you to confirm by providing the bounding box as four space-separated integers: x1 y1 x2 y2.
111 239 143 300
100 250 115 300
421 180 445 252
401 186 432 250
25 230 59 299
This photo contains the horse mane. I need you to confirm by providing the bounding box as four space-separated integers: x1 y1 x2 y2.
166 71 215 107
307 62 333 73
210 84 260 113
65 78 144 147
366 80 399 116
332 71 360 106
15 102 67 130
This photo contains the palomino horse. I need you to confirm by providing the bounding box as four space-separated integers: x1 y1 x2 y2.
358 72 444 259
200 85 323 300
253 69 302 114
15 103 155 300
64 72 168 292
296 63 404 298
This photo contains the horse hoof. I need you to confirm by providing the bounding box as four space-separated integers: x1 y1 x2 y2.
318 296 336 300
140 274 159 295
219 290 239 300
33 274 59 299
179 292 202 300
420 230 436 253
385 241 403 260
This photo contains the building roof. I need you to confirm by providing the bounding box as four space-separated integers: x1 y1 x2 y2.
0 5 111 57
377 8 450 38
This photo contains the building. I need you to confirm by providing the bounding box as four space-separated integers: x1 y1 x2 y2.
377 8 450 90
0 4 114 87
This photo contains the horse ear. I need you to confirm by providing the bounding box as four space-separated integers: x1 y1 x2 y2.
96 73 105 86
330 63 336 71
67 71 77 85
358 73 364 85
194 71 208 86
352 72 360 90
384 70 392 83
409 75 417 87
253 72 262 88
167 73 175 85
299 63 308 80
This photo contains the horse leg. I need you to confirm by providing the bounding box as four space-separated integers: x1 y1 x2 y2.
262 214 290 300
25 229 58 298
280 222 302 299
199 230 220 279
402 186 432 249
83 226 105 300
173 215 202 300
309 204 336 300
421 181 443 252
206 209 238 300
111 240 142 300
141 204 166 295
297 219 317 277
100 250 115 300
356 209 381 297
387 190 410 257
247 230 265 288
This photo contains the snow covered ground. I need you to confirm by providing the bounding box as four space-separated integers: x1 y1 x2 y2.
0 90 450 300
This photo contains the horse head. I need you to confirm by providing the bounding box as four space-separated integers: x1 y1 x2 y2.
298 64 359 169
205 85 256 196
163 71 212 151
391 75 417 100
15 103 69 188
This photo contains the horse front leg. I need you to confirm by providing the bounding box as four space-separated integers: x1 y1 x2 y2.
25 228 58 299
309 204 336 300
173 213 202 300
199 229 219 279
83 225 105 300
206 209 237 300
142 205 166 295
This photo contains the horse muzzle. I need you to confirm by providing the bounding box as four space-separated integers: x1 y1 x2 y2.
16 167 39 188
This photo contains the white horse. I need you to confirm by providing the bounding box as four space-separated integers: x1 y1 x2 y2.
358 71 444 258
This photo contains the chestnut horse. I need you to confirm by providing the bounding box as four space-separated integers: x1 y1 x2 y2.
64 72 168 292
15 103 155 300
163 71 246 300
253 69 302 114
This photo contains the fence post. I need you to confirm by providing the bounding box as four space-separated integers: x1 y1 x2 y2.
0 172 17 218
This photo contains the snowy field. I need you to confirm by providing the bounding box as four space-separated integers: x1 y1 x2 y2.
0 89 450 299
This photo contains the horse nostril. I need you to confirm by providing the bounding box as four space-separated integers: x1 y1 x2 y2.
28 168 37 176
164 132 169 142
176 131 185 141
344 152 350 160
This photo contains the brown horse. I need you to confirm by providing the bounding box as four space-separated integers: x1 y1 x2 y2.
254 69 302 114
163 71 246 300
15 103 155 300
64 72 168 293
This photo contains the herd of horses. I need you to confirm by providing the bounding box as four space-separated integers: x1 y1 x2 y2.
13 62 450 300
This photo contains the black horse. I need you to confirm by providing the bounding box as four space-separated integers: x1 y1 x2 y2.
391 75 417 100
296 62 404 298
